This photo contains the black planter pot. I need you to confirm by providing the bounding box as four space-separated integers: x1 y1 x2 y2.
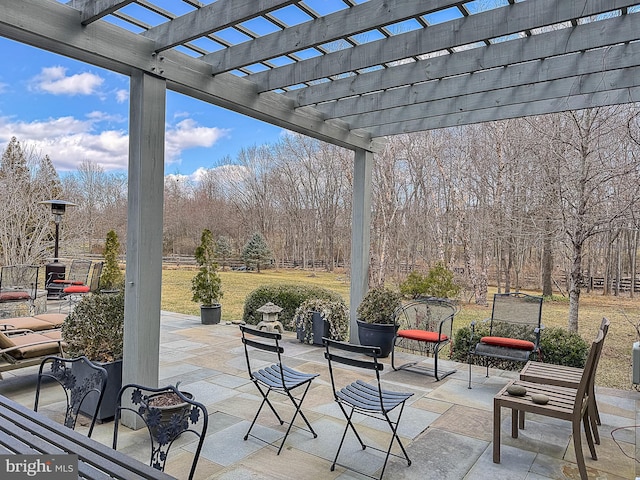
296 311 329 346
356 320 397 358
73 358 123 422
200 304 221 324
145 391 194 440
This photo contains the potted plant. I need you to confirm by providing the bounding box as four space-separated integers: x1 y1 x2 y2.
61 290 124 421
191 229 223 324
356 286 402 357
294 298 349 346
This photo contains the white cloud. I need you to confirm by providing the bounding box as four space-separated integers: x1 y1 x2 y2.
0 115 232 173
0 82 8 94
115 89 128 103
31 66 104 95
165 119 230 165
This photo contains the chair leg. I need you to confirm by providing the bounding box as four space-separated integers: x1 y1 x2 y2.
331 406 364 472
493 397 501 463
572 417 588 480
244 386 282 442
582 409 597 461
276 383 317 455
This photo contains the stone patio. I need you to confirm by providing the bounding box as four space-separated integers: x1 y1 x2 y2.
0 309 638 480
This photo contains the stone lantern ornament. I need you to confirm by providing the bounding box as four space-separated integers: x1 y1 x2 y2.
255 302 284 333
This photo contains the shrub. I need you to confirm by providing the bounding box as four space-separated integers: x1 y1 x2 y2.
101 230 124 290
452 324 589 369
294 298 349 343
243 284 342 328
539 327 589 368
62 291 124 363
356 286 402 325
191 229 223 306
399 263 460 299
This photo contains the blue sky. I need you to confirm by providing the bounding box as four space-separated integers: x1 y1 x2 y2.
0 36 285 180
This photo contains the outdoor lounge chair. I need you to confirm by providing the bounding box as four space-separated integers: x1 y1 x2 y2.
323 337 413 480
0 313 65 332
468 292 543 388
34 355 107 438
493 329 603 480
0 329 65 378
240 324 319 455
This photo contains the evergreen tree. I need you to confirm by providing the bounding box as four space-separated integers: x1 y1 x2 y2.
241 233 271 273
101 230 124 290
216 235 233 271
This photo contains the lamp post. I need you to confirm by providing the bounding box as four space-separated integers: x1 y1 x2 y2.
40 199 76 262
40 200 76 298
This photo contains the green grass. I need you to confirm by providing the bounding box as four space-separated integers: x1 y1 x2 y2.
161 268 640 390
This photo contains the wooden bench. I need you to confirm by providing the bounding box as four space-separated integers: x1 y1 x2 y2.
391 297 457 381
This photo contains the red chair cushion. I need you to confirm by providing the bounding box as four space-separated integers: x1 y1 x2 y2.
0 291 30 302
480 336 535 350
53 280 84 285
63 285 90 294
398 330 448 342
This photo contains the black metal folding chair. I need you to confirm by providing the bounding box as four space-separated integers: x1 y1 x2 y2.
113 384 208 480
239 324 319 454
323 338 413 480
34 355 108 438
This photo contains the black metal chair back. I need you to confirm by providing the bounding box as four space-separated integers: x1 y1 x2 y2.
34 355 108 438
113 384 208 480
239 324 319 454
323 337 413 480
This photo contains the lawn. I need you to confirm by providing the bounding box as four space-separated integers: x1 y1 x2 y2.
161 268 640 390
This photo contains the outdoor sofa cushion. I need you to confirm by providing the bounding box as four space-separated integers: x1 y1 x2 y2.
0 291 30 302
63 285 90 294
397 330 449 343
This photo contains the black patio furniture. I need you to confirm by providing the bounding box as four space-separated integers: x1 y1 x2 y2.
113 383 208 480
0 264 40 314
323 337 413 480
391 297 457 381
34 355 107 438
46 259 92 299
239 324 319 454
468 292 543 388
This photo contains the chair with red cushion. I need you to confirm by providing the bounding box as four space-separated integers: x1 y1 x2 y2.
0 265 40 314
391 297 457 381
61 262 103 311
46 259 92 299
468 292 543 388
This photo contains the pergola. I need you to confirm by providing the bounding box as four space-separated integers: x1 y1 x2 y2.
1 0 639 391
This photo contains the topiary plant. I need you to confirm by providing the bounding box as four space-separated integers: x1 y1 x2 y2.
191 229 223 307
62 291 124 363
101 230 124 290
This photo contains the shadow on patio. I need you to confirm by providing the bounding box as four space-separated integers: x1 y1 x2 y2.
0 310 638 480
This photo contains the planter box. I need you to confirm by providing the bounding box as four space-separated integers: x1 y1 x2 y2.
297 312 329 346
357 320 397 358
73 359 123 422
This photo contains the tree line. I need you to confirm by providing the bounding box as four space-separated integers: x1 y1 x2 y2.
2 105 640 332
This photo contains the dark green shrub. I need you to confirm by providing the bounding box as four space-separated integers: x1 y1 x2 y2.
243 284 343 329
451 324 490 363
356 286 402 325
539 327 589 368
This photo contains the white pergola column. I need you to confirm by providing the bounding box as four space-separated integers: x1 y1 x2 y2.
123 71 166 394
349 148 373 343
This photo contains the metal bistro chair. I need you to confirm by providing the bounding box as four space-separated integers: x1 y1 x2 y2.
239 324 319 454
468 292 543 388
323 338 413 480
61 262 103 311
34 355 108 438
113 384 208 480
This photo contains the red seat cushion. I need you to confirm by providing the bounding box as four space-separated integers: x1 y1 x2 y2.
0 291 30 302
480 336 535 350
53 280 85 285
398 330 448 342
63 285 90 294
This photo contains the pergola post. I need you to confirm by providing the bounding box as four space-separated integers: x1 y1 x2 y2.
349 148 373 344
123 71 166 424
